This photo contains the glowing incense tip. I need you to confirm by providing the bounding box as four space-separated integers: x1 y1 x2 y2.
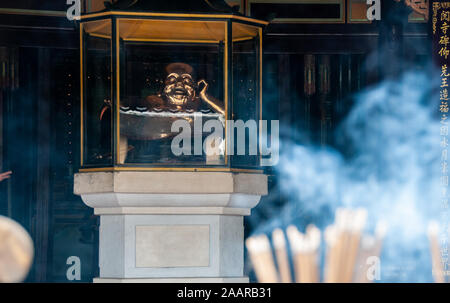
375 221 388 239
353 208 368 232
272 228 286 249
246 234 271 253
427 221 439 236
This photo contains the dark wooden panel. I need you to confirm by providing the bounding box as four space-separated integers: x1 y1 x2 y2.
0 1 67 11
0 28 78 49
0 14 74 32
264 35 379 54
33 48 53 282
251 3 341 19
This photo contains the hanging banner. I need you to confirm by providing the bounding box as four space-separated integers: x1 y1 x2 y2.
432 0 450 282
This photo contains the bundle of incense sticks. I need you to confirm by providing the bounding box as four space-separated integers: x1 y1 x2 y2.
352 221 387 283
287 224 321 283
427 221 448 283
272 228 292 283
246 208 386 283
323 208 368 283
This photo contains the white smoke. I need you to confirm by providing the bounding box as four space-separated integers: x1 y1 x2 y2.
252 69 442 282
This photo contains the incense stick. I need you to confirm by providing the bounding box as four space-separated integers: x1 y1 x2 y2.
343 208 367 282
305 224 321 283
324 208 373 282
332 208 351 282
286 225 304 282
324 225 338 282
246 234 278 283
248 208 386 284
428 221 446 283
355 235 376 283
287 225 321 283
272 228 292 283
353 221 387 283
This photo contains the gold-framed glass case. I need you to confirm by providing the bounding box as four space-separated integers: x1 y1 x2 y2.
79 11 266 171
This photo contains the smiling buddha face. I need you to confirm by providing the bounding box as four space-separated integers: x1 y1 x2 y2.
163 72 196 106
143 62 223 114
162 63 198 111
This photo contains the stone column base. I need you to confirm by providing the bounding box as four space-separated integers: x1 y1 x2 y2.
98 213 245 279
74 172 267 282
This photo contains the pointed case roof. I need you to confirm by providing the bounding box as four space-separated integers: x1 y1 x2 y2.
105 0 238 14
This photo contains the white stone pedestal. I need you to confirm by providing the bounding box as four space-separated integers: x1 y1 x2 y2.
74 171 267 283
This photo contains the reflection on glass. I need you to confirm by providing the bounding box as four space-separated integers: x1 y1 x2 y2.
117 42 226 165
83 21 112 166
232 34 260 168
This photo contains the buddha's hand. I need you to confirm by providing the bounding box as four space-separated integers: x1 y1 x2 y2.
197 79 225 116
198 79 209 95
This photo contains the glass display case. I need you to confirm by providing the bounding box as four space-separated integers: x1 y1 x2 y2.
78 7 267 172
